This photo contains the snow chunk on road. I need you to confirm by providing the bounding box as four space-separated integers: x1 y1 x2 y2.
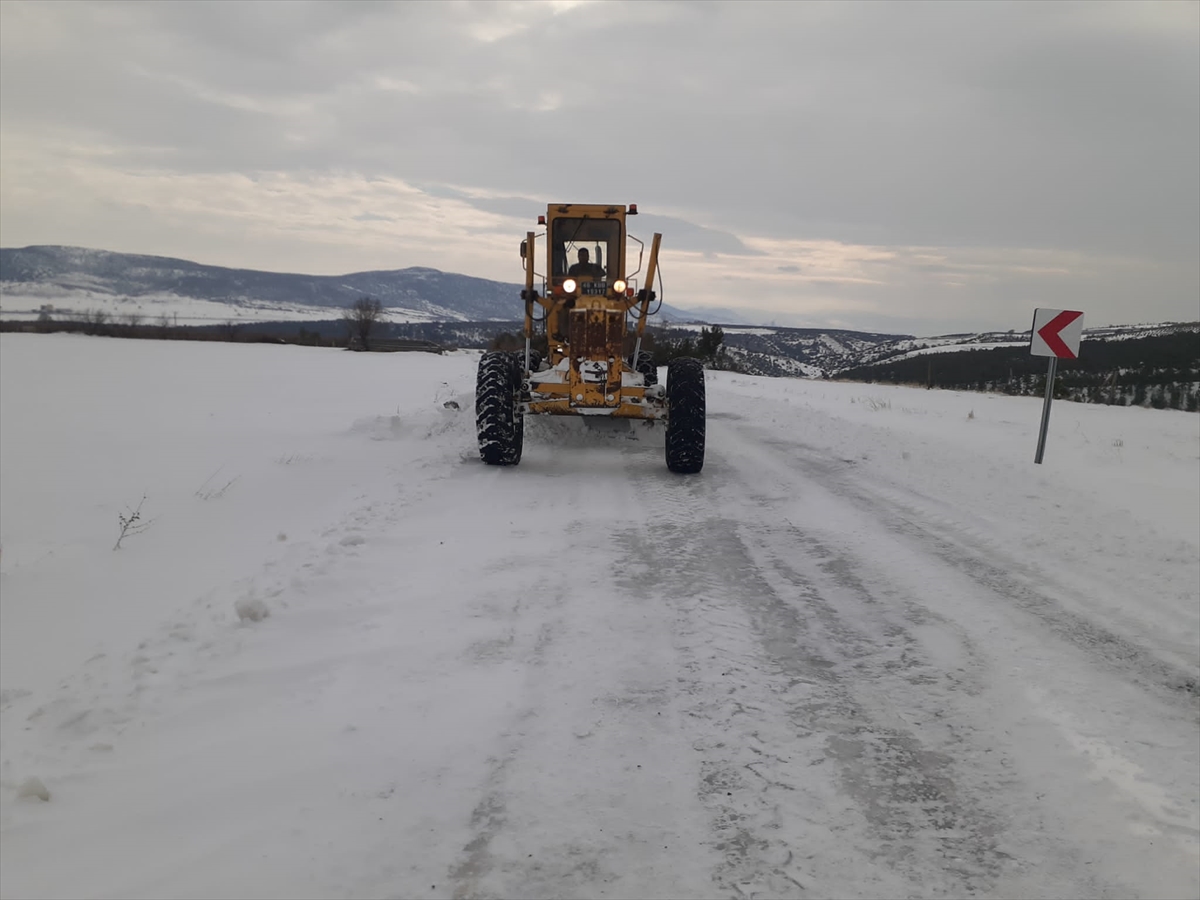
234 596 270 623
16 777 50 802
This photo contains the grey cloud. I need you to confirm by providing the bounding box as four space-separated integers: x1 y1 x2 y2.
413 186 543 224
1 0 1196 332
627 214 760 256
409 187 757 257
9 2 1194 257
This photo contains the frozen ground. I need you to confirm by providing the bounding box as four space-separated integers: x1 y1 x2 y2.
1 333 1197 900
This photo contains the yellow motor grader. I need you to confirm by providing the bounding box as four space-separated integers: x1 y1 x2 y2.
475 202 705 473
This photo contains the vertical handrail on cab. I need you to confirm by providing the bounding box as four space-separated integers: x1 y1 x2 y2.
631 232 662 374
524 230 535 373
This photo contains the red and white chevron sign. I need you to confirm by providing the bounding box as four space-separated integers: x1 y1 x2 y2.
1030 308 1084 359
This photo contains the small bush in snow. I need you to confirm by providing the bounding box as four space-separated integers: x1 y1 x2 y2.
114 496 155 550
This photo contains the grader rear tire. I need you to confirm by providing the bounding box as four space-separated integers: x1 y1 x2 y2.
476 351 523 466
665 357 705 474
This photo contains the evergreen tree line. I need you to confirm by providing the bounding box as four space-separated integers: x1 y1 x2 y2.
833 331 1200 411
650 325 741 371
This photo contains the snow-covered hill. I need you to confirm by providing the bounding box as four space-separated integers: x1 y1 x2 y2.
1 333 1196 900
0 245 520 323
0 245 699 325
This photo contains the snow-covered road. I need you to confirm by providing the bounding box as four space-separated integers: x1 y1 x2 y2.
2 334 1197 899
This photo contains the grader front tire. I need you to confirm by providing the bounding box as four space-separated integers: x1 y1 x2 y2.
476 351 523 466
665 357 705 474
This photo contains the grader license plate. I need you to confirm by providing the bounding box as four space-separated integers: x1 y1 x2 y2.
579 360 609 383
581 281 607 295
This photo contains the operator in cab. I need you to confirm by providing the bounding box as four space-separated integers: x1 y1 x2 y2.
567 247 604 278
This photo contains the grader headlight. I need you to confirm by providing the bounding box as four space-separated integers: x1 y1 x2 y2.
563 278 578 294
612 279 627 294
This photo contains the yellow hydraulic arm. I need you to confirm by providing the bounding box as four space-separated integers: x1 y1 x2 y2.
522 230 535 371
630 232 662 371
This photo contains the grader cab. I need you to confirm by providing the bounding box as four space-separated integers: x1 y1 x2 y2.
475 203 705 473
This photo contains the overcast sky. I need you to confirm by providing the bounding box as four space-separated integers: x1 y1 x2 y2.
1 0 1197 334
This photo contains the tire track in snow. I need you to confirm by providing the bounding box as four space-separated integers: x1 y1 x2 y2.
756 435 1200 702
733 522 1110 899
703 413 1198 899
620 464 1042 898
440 439 717 900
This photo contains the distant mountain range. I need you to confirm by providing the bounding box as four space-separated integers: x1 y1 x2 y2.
0 245 705 324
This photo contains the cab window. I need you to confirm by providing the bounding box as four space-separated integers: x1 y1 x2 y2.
552 218 621 279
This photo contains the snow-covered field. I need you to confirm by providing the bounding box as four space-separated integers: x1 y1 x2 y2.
1 333 1197 900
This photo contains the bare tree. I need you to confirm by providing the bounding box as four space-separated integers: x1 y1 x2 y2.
344 297 384 351
113 495 155 550
77 308 111 335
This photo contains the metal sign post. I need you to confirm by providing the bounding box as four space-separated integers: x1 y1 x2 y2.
1029 308 1084 465
1034 356 1057 465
